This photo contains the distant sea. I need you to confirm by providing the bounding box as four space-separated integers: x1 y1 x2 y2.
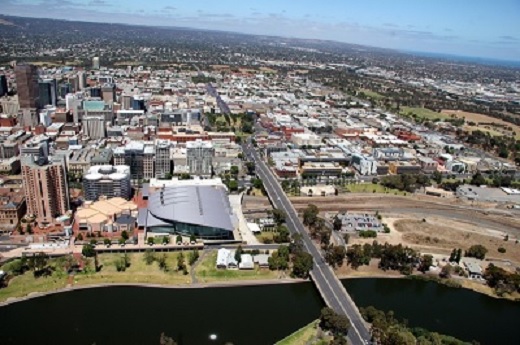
400 50 520 68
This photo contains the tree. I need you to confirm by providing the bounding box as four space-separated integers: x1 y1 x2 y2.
418 255 433 273
303 204 319 227
291 251 313 279
274 225 290 243
228 180 238 192
121 230 129 241
177 252 186 271
234 245 243 263
230 165 239 176
325 245 347 268
147 237 155 245
82 244 96 258
432 171 443 184
26 223 33 234
158 254 168 271
272 208 286 225
176 235 183 244
466 245 488 260
470 172 486 187
104 238 111 246
188 250 200 265
319 307 350 336
162 236 170 244
144 249 155 265
76 233 84 241
333 216 342 231
190 234 197 243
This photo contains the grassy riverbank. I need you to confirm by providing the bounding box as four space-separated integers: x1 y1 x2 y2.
275 320 331 345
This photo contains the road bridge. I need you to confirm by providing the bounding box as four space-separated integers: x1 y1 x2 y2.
243 140 371 345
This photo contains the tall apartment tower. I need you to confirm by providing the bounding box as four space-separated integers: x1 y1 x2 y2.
113 141 155 185
15 64 39 109
0 75 8 96
155 140 171 179
186 140 214 176
78 72 87 90
21 155 69 226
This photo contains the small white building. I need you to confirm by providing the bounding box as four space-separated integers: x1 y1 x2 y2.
216 248 238 269
239 254 254 270
247 222 261 234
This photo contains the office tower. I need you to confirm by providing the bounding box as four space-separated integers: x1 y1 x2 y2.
21 155 69 226
121 94 132 110
187 140 214 176
0 75 8 96
83 165 131 201
82 115 106 139
59 83 72 99
155 140 171 179
90 87 101 98
15 64 39 109
101 83 116 103
131 96 145 110
78 72 87 90
68 75 79 92
92 57 100 70
113 141 155 185
38 81 56 108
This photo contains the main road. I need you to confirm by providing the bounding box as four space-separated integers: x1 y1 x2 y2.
243 139 371 345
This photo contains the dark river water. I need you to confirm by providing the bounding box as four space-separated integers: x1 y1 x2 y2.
0 278 518 345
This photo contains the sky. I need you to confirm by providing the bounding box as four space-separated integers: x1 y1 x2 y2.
2 0 520 61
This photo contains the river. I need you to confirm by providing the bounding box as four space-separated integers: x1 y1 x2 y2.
0 278 518 345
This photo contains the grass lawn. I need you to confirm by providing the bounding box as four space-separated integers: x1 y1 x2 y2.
194 251 279 283
275 320 330 345
255 231 276 244
346 183 407 196
74 252 193 286
360 89 385 100
0 270 68 303
400 107 450 121
0 252 196 302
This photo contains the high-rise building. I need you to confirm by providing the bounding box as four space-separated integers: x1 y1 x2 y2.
68 75 79 92
59 83 72 99
101 83 116 103
92 57 100 70
187 140 214 176
131 96 145 110
113 141 155 185
83 165 131 201
15 64 39 109
21 155 69 226
90 87 101 98
155 140 171 179
78 72 87 90
82 115 106 139
0 75 8 97
38 81 56 108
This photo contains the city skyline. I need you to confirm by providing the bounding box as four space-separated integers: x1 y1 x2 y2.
1 0 519 62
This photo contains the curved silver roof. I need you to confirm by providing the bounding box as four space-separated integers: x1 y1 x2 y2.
147 185 234 231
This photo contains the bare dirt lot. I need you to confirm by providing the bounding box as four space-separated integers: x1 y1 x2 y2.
441 109 520 138
393 218 520 265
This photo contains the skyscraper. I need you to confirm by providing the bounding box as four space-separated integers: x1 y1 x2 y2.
187 140 214 176
155 140 171 179
15 64 39 109
21 155 69 226
38 80 57 107
0 75 8 97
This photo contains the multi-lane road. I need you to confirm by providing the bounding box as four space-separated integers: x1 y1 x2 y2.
242 139 371 345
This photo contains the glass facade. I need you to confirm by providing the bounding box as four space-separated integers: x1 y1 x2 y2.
148 221 232 240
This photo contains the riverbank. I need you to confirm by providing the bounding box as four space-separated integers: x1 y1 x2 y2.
274 320 329 345
0 278 304 307
336 263 520 302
